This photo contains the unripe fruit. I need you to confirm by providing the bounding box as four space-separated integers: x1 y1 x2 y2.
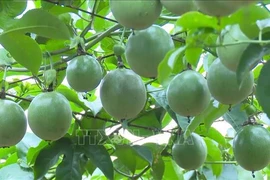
166 70 211 117
100 68 147 120
66 55 103 92
109 0 162 30
194 0 242 17
28 91 72 141
0 99 27 147
216 24 250 72
172 133 207 170
125 25 175 78
113 44 125 56
161 0 197 15
207 59 254 105
233 125 270 171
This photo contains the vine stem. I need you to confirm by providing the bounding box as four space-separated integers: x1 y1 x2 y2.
159 15 180 21
1 66 9 99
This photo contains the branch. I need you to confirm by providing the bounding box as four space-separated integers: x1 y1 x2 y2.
204 161 237 164
132 165 151 179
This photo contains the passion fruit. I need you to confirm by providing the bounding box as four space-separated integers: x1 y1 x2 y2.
161 0 197 15
113 44 125 56
233 125 270 171
172 133 207 170
100 68 147 120
27 91 72 141
194 0 242 17
0 99 27 147
66 55 103 92
125 25 175 78
216 24 250 72
109 0 162 30
166 70 211 117
207 59 254 105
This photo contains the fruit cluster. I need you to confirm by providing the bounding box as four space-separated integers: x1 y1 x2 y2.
0 0 269 177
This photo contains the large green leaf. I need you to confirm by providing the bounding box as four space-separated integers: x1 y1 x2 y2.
157 46 185 87
34 138 72 179
0 32 42 75
55 146 86 180
0 164 34 180
2 9 71 39
0 0 27 18
79 141 114 180
162 157 184 180
223 104 248 132
256 60 270 119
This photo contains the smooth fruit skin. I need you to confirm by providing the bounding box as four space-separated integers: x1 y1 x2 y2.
172 133 207 170
66 55 103 92
28 92 72 141
0 100 27 147
109 0 162 30
207 59 254 105
113 44 125 56
194 0 243 16
233 125 270 171
217 24 250 72
161 0 196 15
125 25 175 78
166 70 210 117
100 68 147 120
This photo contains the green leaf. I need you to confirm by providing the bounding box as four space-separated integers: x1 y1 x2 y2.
151 155 165 180
176 11 218 30
0 48 16 65
34 138 72 179
3 9 71 39
132 145 153 166
0 0 27 18
163 157 184 180
27 141 48 165
0 164 34 180
184 101 229 138
55 146 86 180
127 109 162 137
236 43 268 86
223 104 248 132
185 47 202 67
204 138 223 177
79 141 114 180
195 125 227 147
0 146 16 159
157 46 185 87
256 60 270 119
0 32 42 75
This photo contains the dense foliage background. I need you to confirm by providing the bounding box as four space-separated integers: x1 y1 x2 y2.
1 0 270 179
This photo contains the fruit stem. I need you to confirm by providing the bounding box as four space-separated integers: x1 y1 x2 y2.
120 27 126 45
117 56 125 69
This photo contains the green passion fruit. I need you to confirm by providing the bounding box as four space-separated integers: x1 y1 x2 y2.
161 0 197 15
66 55 103 92
100 68 147 120
216 24 250 72
194 0 243 17
233 125 270 171
207 59 254 105
27 91 72 141
113 44 125 56
0 99 27 147
109 0 162 30
172 133 207 170
166 70 211 117
125 25 175 78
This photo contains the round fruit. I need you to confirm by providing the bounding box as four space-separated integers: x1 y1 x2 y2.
166 70 210 117
161 0 196 15
113 44 125 56
207 59 254 105
125 25 175 78
100 68 147 120
172 133 207 170
28 91 72 141
233 125 270 171
194 0 242 16
231 5 270 39
0 99 27 147
66 55 103 92
216 24 250 72
245 104 257 116
109 0 162 30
